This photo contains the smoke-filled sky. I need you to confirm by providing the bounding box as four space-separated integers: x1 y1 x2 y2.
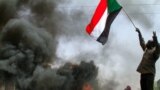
56 0 160 90
0 0 160 90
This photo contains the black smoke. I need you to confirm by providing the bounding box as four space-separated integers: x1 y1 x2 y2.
0 0 18 27
29 61 98 90
0 19 98 90
0 0 116 90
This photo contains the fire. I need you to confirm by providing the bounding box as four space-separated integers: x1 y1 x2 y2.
82 83 93 90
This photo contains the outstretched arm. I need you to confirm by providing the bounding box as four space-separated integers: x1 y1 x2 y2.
136 28 146 51
152 31 159 55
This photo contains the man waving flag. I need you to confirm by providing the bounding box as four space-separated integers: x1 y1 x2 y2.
86 0 122 45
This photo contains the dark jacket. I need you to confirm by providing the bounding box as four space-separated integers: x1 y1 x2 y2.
137 32 160 74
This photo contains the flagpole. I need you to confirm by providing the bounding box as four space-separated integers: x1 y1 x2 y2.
122 8 137 29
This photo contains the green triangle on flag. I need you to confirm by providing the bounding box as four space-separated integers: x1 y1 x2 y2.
108 0 122 13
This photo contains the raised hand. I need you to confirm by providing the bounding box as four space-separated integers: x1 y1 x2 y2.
153 31 156 37
136 28 141 34
152 31 158 45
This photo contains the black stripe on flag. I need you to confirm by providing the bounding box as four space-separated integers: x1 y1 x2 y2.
97 8 122 45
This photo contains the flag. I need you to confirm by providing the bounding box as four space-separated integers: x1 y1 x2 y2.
86 0 122 45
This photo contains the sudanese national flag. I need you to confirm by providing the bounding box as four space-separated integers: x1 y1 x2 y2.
86 0 122 45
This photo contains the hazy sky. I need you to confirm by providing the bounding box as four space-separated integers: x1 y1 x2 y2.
56 0 160 90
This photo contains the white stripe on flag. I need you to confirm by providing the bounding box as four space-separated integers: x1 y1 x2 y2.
90 9 108 40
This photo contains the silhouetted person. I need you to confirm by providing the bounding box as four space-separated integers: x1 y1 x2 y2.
136 28 160 90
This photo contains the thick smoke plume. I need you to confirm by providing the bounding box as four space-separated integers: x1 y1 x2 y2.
1 19 54 63
0 1 100 89
0 19 98 90
0 18 54 89
0 0 18 27
29 61 98 90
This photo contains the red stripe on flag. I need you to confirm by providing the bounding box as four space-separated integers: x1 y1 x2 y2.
86 0 107 35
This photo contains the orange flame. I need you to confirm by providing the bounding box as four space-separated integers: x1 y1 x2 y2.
82 83 93 90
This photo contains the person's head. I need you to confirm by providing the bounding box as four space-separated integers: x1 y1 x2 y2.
146 40 155 49
124 85 131 90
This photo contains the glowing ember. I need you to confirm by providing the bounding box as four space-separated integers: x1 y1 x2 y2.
82 83 93 90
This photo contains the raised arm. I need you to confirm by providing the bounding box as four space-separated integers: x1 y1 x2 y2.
152 31 160 55
136 28 146 51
